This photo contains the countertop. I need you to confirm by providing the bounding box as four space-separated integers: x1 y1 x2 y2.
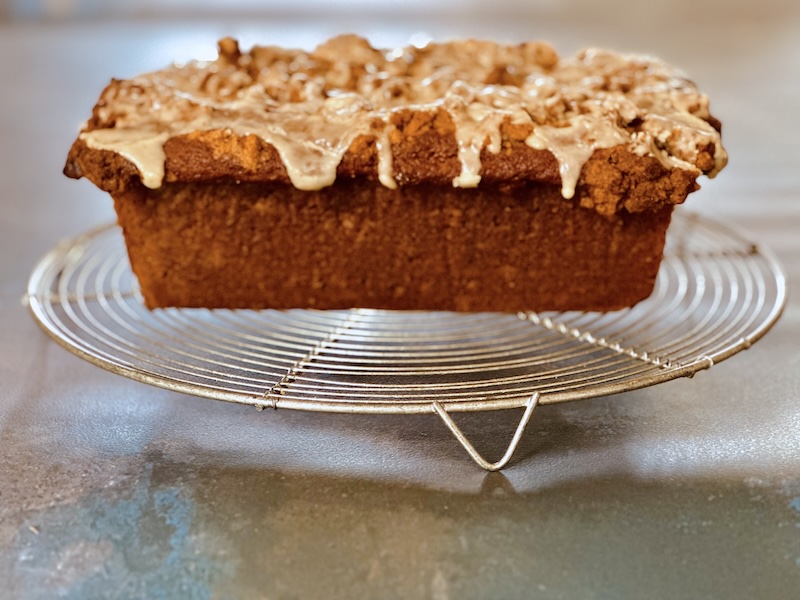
1 5 799 598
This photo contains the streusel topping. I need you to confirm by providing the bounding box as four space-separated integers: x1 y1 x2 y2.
81 35 726 197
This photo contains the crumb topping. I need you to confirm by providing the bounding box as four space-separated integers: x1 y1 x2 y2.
80 35 726 196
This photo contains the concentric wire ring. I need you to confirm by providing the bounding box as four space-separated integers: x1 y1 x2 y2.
27 211 786 414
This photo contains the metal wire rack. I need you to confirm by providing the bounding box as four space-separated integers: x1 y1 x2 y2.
26 211 786 469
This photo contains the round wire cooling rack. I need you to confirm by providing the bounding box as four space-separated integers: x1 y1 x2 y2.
26 210 786 470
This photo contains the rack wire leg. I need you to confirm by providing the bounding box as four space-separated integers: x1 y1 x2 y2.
432 393 540 471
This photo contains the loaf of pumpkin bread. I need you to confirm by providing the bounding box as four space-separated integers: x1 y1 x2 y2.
64 35 726 312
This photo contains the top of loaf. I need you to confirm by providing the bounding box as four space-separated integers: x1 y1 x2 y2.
66 35 726 213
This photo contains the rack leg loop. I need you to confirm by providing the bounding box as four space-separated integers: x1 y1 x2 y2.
432 393 540 471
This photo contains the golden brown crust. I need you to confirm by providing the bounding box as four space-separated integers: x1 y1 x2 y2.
65 112 698 215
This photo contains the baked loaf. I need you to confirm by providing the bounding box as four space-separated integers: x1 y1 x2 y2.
64 35 726 312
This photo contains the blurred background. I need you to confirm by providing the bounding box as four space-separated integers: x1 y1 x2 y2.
3 0 799 58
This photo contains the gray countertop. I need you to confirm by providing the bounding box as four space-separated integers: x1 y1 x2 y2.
2 6 799 599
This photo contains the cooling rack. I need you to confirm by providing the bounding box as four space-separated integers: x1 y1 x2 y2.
26 211 786 470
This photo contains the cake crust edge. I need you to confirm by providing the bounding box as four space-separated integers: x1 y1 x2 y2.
65 126 700 216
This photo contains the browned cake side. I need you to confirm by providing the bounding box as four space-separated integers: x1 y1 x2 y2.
112 179 672 312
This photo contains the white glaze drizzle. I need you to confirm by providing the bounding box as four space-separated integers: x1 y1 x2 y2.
526 116 628 199
79 37 727 195
83 128 170 189
374 125 398 190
